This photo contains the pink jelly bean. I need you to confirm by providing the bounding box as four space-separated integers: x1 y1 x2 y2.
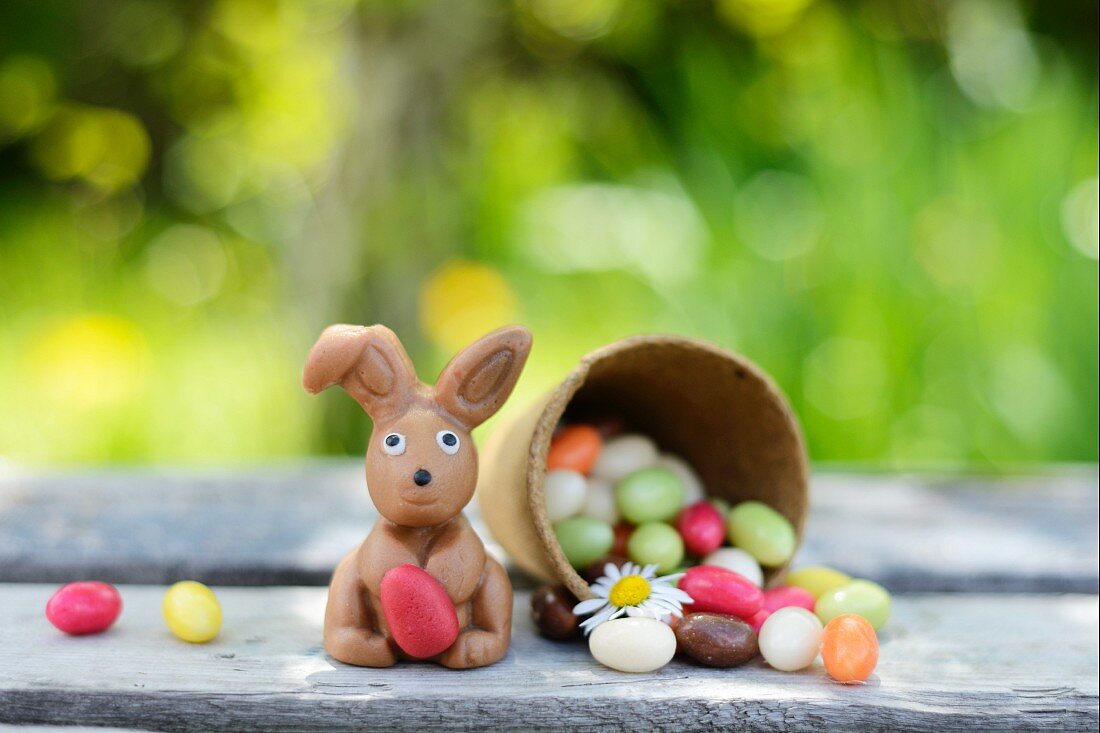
680 565 764 618
744 608 771 634
762 585 816 613
676 501 727 557
46 581 123 635
380 564 460 659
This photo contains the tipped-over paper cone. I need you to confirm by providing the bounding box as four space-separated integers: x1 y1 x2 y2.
478 334 809 601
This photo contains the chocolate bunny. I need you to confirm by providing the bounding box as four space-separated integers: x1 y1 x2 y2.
303 323 531 668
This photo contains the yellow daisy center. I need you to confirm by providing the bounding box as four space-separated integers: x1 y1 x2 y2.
609 575 651 607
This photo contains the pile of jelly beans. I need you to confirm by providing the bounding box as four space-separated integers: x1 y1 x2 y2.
540 420 890 683
45 579 222 643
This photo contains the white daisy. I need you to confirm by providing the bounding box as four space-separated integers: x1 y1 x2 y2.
572 562 694 635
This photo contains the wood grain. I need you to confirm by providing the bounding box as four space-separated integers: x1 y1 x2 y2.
1 463 1095 592
0 585 1095 731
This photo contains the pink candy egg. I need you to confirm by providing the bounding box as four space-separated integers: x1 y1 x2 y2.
380 564 460 659
680 565 764 619
46 581 123 635
676 501 726 557
745 608 771 634
762 585 816 613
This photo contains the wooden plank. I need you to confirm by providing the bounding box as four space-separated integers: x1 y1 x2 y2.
0 463 1095 592
0 585 1096 731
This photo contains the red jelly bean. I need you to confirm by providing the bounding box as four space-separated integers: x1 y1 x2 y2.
610 523 633 557
380 564 460 659
762 585 816 613
547 425 602 474
46 581 122 635
745 608 771 634
680 565 764 618
676 501 726 557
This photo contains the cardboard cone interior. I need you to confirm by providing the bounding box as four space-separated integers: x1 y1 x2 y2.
478 335 809 601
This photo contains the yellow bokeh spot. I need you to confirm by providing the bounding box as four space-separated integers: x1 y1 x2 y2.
31 106 151 192
715 0 815 37
609 575 651 607
419 261 519 354
26 314 149 409
0 55 56 136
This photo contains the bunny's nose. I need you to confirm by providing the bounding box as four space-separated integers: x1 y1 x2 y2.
413 469 432 486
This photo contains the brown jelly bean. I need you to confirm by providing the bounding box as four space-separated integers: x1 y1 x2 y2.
674 612 759 667
531 585 581 640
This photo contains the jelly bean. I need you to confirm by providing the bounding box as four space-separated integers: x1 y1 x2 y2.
676 501 726 557
591 434 658 483
762 585 816 613
589 617 677 673
530 585 581 641
610 523 632 557
744 608 771 634
758 607 823 672
554 517 614 569
654 453 705 505
580 477 619 524
702 547 764 587
46 581 122 635
627 522 685 574
680 565 763 618
547 424 602 474
821 613 879 684
709 497 731 515
163 581 222 643
727 501 796 567
381 564 460 658
786 565 852 599
583 554 629 584
675 612 759 667
615 467 684 524
543 469 587 522
815 579 891 630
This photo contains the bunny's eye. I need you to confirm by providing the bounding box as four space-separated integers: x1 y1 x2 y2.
436 430 460 455
382 433 406 456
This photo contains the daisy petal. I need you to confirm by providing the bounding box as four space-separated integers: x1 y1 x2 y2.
605 563 622 580
573 598 609 615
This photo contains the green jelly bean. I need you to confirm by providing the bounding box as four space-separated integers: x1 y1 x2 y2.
616 467 684 524
786 565 851 599
727 500 796 567
709 497 731 516
626 522 684 574
554 517 614 569
815 579 891 630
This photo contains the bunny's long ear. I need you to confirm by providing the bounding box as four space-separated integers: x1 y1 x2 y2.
303 324 419 420
434 325 532 429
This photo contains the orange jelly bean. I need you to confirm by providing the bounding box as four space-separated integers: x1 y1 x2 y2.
821 613 879 684
547 424 602 474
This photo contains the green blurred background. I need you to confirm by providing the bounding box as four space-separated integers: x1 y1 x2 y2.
0 0 1096 468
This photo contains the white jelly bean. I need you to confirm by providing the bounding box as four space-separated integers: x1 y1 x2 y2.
758 607 823 672
702 547 764 587
654 453 705 505
544 469 587 522
591 434 658 483
580 477 619 524
589 617 677 673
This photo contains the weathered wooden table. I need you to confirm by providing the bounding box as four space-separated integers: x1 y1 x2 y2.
1 463 1097 731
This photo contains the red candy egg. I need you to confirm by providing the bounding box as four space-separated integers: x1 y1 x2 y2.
379 564 460 659
46 581 123 635
680 565 764 619
676 501 726 557
762 585 816 613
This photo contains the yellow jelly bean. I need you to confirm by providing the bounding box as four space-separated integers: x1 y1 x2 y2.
785 565 851 599
163 580 222 643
